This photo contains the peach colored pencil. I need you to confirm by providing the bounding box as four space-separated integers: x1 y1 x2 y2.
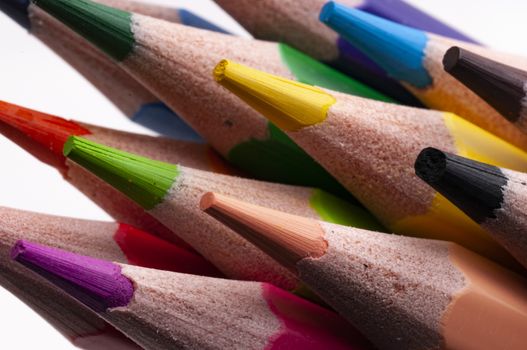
201 192 527 350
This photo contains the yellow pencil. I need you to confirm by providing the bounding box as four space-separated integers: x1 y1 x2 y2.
214 59 527 271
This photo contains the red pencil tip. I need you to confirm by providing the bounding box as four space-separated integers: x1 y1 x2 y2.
0 100 91 156
114 223 223 277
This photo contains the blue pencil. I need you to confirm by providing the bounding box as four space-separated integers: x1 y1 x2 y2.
214 0 477 105
319 3 527 151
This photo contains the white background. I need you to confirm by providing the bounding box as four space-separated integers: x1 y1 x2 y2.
0 0 525 348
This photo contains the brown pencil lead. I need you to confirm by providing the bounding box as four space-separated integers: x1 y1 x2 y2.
200 192 327 270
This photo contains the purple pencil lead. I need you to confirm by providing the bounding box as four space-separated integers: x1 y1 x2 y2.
12 240 134 312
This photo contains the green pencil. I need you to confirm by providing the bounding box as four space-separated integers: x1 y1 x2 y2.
63 135 383 291
32 0 394 199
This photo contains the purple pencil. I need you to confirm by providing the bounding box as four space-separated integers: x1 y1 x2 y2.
12 240 373 350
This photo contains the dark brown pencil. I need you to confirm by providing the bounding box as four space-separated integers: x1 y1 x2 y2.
444 46 527 135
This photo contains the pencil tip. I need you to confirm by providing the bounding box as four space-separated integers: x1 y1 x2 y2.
413 147 447 184
32 0 134 61
318 1 337 23
0 0 30 29
442 46 461 73
10 239 26 261
212 59 229 82
213 59 336 131
62 135 78 157
0 100 91 156
319 2 431 88
443 47 527 124
199 191 217 210
64 136 179 210
200 192 327 270
12 240 134 312
415 148 506 223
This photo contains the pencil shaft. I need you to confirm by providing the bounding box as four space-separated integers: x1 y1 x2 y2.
200 193 527 350
12 241 371 350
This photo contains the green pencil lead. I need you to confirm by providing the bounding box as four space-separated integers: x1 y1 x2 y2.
64 136 179 210
33 0 134 61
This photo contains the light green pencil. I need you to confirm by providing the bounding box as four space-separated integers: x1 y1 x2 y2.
63 136 383 291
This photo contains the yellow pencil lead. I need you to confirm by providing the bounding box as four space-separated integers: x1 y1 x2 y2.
214 59 336 131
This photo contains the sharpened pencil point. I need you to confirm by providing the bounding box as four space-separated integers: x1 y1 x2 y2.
415 148 506 224
63 136 179 210
413 147 447 184
442 46 462 73
201 192 327 270
318 1 337 23
199 192 218 211
0 0 30 28
214 59 336 131
320 2 432 88
212 59 229 82
443 47 527 124
12 240 134 312
0 100 91 156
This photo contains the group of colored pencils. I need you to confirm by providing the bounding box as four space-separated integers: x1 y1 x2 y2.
1 0 527 349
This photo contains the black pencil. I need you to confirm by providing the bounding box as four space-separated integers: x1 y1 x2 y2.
415 147 527 269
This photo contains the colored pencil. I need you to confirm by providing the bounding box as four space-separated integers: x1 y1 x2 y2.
0 206 220 349
201 192 527 350
0 0 227 140
319 3 527 150
31 0 396 198
12 240 374 350
214 0 477 105
416 147 527 270
0 206 220 276
214 59 527 270
62 135 383 290
0 100 237 248
0 269 140 350
444 46 527 135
